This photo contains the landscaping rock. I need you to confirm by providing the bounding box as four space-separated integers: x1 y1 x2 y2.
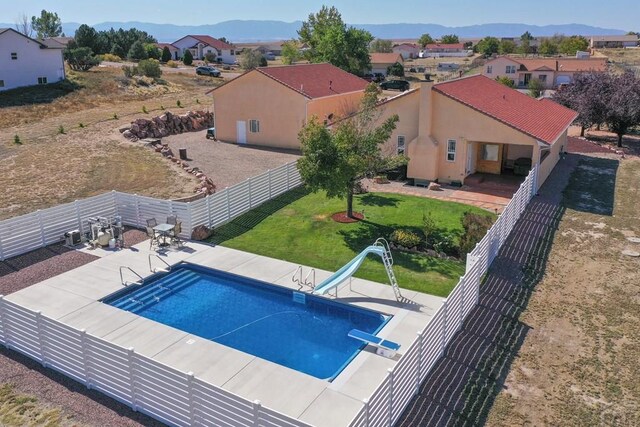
622 249 640 257
626 237 640 244
191 224 213 241
121 110 214 141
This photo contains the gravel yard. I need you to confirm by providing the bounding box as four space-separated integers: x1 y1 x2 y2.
163 130 300 189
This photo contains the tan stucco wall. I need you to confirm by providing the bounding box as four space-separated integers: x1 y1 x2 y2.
372 90 421 157
483 57 520 85
306 91 364 123
537 129 567 189
211 71 307 149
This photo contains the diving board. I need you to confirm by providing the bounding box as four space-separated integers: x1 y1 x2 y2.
348 329 400 358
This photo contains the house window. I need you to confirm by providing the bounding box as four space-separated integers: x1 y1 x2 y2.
446 139 456 162
11 52 17 60
37 77 47 84
0 80 4 88
486 65 493 74
538 74 547 82
506 65 516 74
249 119 260 133
397 135 406 155
540 147 551 163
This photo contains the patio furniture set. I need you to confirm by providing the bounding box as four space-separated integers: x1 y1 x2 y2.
145 216 183 249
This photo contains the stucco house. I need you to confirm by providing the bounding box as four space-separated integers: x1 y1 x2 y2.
392 43 420 59
482 56 608 89
0 28 66 92
370 53 404 76
590 34 638 49
171 35 237 64
370 75 576 190
207 63 368 150
420 43 469 58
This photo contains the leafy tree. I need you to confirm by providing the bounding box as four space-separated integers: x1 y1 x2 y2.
239 49 262 70
298 6 373 75
528 78 544 98
475 37 500 56
418 33 434 47
538 38 558 56
161 46 172 62
281 40 300 65
144 44 160 60
218 37 230 44
15 13 33 37
127 40 148 61
495 76 515 88
297 84 400 218
521 31 534 42
558 35 589 55
110 43 125 58
519 31 535 55
604 72 640 147
440 34 459 44
64 47 101 71
182 49 193 65
204 52 217 63
137 59 162 78
74 24 100 53
499 39 517 54
370 39 393 53
259 56 268 67
31 10 62 38
387 62 404 77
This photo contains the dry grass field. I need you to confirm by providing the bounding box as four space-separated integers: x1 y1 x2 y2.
0 67 223 220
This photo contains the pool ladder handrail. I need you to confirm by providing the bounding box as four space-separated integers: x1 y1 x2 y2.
374 237 402 301
119 266 144 286
148 254 172 273
292 266 316 290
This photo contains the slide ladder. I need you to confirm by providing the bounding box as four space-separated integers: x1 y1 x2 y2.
313 238 402 300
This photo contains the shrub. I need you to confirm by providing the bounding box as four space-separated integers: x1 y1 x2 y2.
204 52 217 63
459 212 494 256
390 229 422 249
495 76 515 88
113 113 118 120
137 59 162 78
160 105 165 110
64 47 101 71
78 123 85 128
430 230 459 257
196 98 200 104
166 60 179 68
142 106 148 114
387 62 405 77
122 65 136 78
161 46 172 63
13 135 22 145
127 40 148 61
423 212 437 240
176 100 182 108
58 125 65 134
102 53 122 62
259 56 268 67
183 50 193 66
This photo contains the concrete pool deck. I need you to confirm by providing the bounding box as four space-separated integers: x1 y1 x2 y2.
5 240 443 427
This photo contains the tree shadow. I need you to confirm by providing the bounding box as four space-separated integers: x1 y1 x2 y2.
358 193 401 208
0 79 81 108
208 187 309 245
562 156 618 216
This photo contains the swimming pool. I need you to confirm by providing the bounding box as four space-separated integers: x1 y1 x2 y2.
103 263 390 380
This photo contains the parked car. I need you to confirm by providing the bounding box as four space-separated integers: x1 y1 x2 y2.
263 52 276 61
380 80 410 91
363 73 385 83
195 66 221 77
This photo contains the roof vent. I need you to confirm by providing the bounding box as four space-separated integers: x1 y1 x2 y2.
329 80 333 89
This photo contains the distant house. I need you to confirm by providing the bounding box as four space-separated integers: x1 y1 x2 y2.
590 34 638 49
392 43 420 59
255 44 284 56
0 28 66 92
171 35 237 64
483 56 608 88
156 43 180 60
421 43 469 58
370 53 404 75
207 63 369 149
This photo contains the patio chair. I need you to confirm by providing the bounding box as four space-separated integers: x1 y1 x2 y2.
170 222 183 247
146 218 158 227
146 226 159 249
167 215 178 225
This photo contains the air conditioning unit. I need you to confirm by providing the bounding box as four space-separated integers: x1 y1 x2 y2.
64 229 82 246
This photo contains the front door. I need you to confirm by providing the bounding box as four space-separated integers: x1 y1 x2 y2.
236 121 247 144
466 142 475 176
476 143 503 174
523 73 532 86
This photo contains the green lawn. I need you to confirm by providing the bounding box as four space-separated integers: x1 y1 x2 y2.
209 189 495 297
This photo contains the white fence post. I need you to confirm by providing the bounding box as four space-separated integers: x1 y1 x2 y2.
206 195 213 228
37 211 46 246
127 347 138 411
268 169 273 199
0 234 4 261
362 398 370 426
134 195 141 228
286 163 291 189
35 311 46 366
74 200 83 235
416 331 423 394
459 275 466 320
0 296 7 346
225 188 231 221
186 371 196 425
248 178 253 208
388 368 394 426
253 399 262 425
80 329 91 389
441 299 448 354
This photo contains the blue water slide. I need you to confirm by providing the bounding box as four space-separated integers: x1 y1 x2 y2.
313 245 386 296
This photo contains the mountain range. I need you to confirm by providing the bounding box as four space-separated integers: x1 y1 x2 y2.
1 20 626 43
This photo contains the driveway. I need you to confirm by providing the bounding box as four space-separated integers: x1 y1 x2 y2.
99 61 242 80
163 130 300 189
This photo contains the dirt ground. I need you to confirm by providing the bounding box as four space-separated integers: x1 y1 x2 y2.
486 152 640 426
0 67 225 220
163 130 300 189
568 125 640 156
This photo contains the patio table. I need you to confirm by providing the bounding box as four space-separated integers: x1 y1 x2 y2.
153 223 175 247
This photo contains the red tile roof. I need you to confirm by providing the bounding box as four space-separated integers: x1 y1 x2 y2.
490 56 608 72
256 63 369 99
370 53 404 64
425 43 465 50
434 75 578 144
189 35 233 50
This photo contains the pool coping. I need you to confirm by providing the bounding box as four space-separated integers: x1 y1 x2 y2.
4 240 443 427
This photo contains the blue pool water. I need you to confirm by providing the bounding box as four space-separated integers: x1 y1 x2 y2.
103 263 389 380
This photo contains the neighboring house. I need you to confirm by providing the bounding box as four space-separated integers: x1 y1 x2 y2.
171 35 237 64
590 34 639 49
156 43 180 60
207 63 368 150
255 44 283 56
421 43 469 57
46 36 74 47
482 56 608 88
392 43 420 59
0 28 66 92
370 53 404 75
356 75 576 190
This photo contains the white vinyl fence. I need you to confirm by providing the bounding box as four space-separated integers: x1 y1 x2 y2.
348 165 538 427
0 164 538 427
0 161 301 261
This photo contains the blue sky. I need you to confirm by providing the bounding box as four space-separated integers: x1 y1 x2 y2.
4 0 638 30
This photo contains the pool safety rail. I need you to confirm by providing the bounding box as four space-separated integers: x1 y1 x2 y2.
0 165 539 427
